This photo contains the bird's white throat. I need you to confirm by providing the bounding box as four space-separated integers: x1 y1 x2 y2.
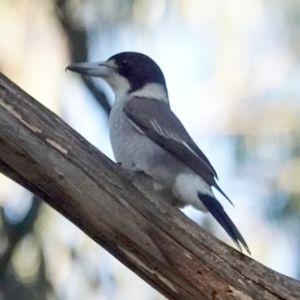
106 72 131 100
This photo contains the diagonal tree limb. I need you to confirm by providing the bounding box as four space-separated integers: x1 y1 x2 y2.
0 72 299 299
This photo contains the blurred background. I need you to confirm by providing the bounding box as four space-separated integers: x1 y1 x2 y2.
1 0 300 299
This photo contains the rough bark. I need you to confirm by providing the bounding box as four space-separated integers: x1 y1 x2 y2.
0 72 299 300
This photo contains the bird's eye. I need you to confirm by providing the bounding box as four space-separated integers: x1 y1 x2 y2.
120 59 129 67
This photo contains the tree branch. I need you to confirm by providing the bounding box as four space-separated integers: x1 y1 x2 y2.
0 72 299 299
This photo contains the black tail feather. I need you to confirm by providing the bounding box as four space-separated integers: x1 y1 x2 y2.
198 193 250 255
213 183 234 207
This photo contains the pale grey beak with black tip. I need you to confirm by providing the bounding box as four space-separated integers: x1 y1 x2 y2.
66 61 113 78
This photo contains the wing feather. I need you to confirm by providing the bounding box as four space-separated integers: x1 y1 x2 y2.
123 97 219 187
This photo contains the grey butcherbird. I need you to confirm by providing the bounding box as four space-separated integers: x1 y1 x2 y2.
66 52 250 254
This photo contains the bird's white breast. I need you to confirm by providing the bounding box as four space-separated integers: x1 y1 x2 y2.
109 98 157 171
109 96 180 186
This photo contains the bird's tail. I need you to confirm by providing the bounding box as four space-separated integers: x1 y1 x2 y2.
198 193 250 255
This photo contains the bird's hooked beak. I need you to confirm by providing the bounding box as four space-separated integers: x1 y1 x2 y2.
66 61 113 78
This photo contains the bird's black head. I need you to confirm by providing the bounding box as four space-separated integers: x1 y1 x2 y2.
108 52 167 93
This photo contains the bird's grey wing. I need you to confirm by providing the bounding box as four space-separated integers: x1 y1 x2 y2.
123 97 251 253
123 97 231 203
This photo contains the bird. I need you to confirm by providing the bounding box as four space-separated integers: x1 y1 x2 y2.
66 52 250 254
